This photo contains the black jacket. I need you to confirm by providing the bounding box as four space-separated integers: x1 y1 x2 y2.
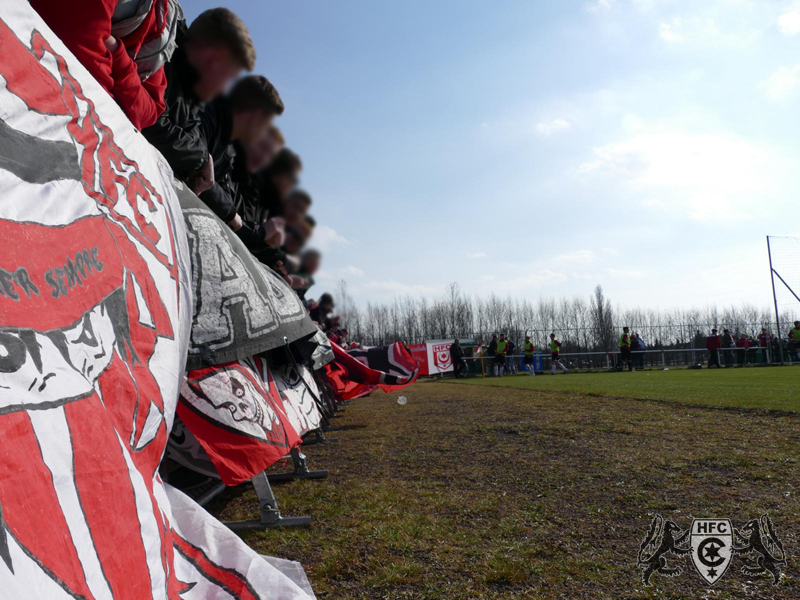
142 21 209 179
197 96 238 223
229 144 269 251
238 170 286 266
450 344 464 361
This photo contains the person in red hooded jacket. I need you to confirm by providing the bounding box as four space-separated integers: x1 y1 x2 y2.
31 0 182 130
705 328 722 368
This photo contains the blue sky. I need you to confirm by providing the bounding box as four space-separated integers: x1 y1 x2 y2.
184 0 800 309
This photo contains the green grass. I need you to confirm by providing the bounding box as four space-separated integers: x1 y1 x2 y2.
208 381 800 599
451 366 799 412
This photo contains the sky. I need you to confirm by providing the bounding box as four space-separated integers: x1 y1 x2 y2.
184 0 800 310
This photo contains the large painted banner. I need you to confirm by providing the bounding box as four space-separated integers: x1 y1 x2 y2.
0 3 312 598
177 186 318 370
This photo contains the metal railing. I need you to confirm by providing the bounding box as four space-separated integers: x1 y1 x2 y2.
455 346 787 376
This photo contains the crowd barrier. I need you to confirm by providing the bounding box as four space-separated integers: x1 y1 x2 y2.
458 346 785 376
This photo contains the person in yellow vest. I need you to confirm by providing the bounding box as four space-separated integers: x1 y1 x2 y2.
549 333 568 374
494 333 509 377
523 335 535 375
619 326 634 372
789 321 800 362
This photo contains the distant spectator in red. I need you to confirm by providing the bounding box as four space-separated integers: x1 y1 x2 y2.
706 328 722 368
31 0 182 130
757 328 773 348
736 334 751 366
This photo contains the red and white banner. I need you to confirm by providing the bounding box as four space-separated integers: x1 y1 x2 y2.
324 343 419 401
177 355 303 486
0 3 313 597
408 341 454 375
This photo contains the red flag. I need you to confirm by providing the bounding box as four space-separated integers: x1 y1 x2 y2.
324 343 419 401
177 355 302 486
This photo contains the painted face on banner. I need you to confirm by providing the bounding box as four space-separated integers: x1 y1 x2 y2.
182 364 282 441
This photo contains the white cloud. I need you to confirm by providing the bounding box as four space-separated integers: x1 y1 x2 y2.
778 6 800 35
658 22 684 43
555 249 597 264
358 280 441 297
608 268 646 279
585 0 616 13
763 65 800 101
316 265 365 281
476 270 569 292
579 130 776 221
658 17 722 44
536 118 571 136
312 225 351 251
468 252 487 259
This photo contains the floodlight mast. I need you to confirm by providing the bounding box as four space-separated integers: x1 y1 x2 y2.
767 236 784 364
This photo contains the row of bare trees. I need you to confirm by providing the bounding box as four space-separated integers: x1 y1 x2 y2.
334 281 798 352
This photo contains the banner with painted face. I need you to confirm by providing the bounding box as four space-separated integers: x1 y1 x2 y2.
176 355 303 486
274 364 324 437
0 4 312 598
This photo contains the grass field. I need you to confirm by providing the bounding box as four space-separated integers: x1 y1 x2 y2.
209 377 799 599
456 366 799 412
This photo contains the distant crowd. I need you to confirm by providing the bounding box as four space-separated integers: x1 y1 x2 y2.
31 1 344 333
449 321 800 377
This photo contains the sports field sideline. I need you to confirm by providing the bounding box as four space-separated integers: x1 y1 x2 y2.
451 366 799 412
212 375 800 599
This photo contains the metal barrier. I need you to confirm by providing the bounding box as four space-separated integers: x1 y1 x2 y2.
457 346 782 376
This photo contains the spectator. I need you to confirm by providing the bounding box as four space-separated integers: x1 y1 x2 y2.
294 249 321 300
721 329 735 367
230 127 286 252
549 333 568 375
788 321 800 363
197 75 284 227
338 329 349 348
635 333 647 368
282 190 313 226
619 326 634 372
31 0 183 130
325 318 341 343
487 334 497 358
494 333 508 377
523 335 535 373
757 328 773 364
450 340 465 379
143 8 255 191
506 338 517 374
310 293 334 324
736 334 751 366
256 148 303 220
706 328 722 368
230 128 289 253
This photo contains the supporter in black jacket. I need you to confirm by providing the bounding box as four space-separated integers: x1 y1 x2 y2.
143 9 255 190
197 76 284 226
228 130 286 251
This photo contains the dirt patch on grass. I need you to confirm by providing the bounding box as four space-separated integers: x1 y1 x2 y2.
208 381 799 599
